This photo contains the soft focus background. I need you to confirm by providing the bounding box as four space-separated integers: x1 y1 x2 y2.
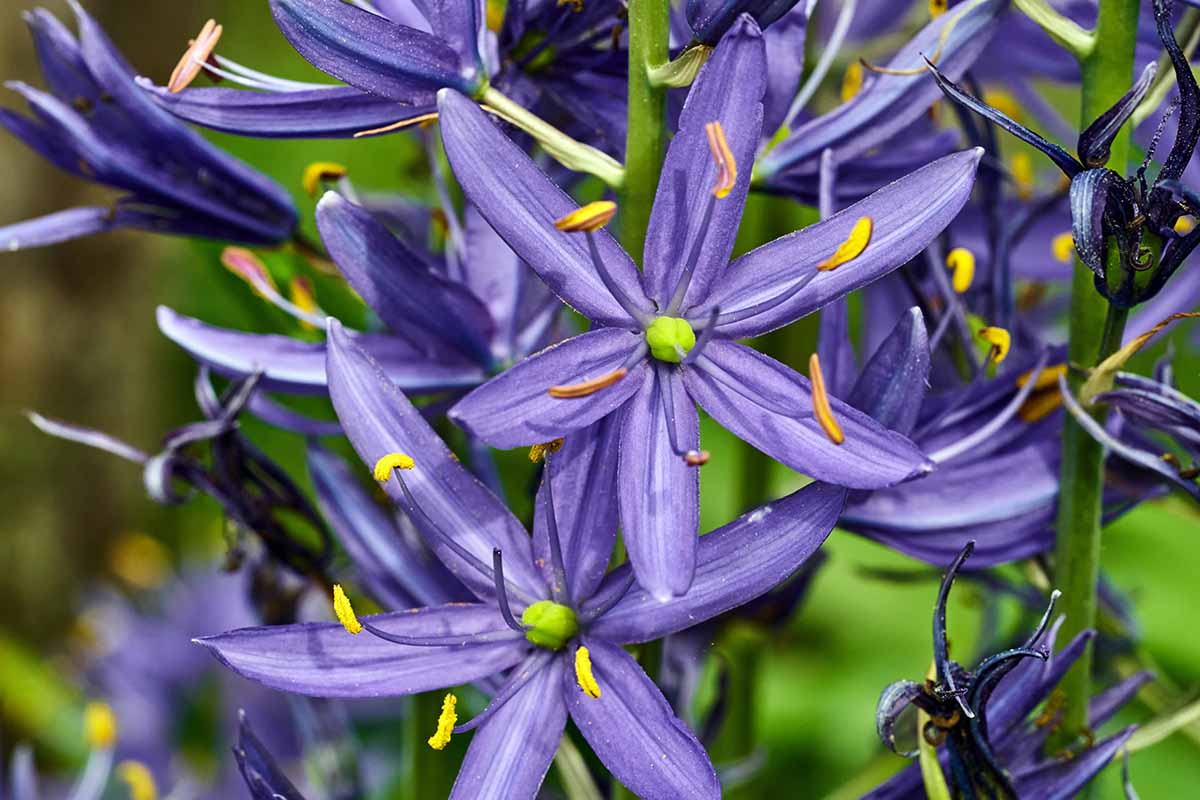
1 3 1199 798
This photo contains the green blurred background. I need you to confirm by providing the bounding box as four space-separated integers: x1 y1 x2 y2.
0 2 1198 797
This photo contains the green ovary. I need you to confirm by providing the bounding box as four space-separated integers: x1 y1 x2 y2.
521 600 579 651
645 316 696 363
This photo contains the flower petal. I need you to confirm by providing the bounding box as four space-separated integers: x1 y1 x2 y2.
269 0 470 98
589 480 844 642
532 415 621 603
157 307 486 395
564 639 720 800
685 341 931 489
326 320 544 600
704 149 982 338
308 444 463 609
1014 727 1135 798
316 192 494 362
0 206 119 252
847 306 930 437
450 655 566 800
643 14 765 310
438 89 651 326
449 329 647 449
234 711 307 800
146 84 426 139
618 371 700 601
196 604 528 698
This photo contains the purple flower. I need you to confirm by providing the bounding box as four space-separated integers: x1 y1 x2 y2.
0 2 297 251
867 541 1149 800
156 195 559 431
439 16 980 598
196 320 846 799
235 711 308 800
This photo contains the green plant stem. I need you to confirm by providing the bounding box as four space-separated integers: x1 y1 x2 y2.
1052 0 1138 744
403 692 458 800
620 0 670 265
707 624 766 800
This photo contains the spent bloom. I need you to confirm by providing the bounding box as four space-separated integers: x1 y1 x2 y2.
196 320 846 799
439 15 981 599
0 2 296 252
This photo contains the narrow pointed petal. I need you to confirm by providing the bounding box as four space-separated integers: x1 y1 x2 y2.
532 416 621 602
269 0 470 98
235 712 308 800
1069 168 1118 277
450 656 566 800
416 0 482 70
643 15 766 310
618 372 700 601
761 9 809 133
462 203 527 359
1078 62 1156 168
308 444 461 609
848 307 930 437
688 0 800 43
196 605 528 697
316 192 494 362
449 329 647 449
704 149 982 338
27 411 149 464
157 307 486 395
686 341 930 488
759 0 1005 175
326 320 545 599
146 83 428 139
1014 727 1135 799
438 89 652 326
589 480 845 642
565 639 719 800
0 206 118 251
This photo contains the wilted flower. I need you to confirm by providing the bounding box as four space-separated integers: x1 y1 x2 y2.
0 2 297 251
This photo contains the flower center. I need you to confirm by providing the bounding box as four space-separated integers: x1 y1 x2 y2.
521 600 579 650
645 316 696 363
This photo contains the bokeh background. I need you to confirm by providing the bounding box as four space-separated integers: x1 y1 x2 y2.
1 2 1198 797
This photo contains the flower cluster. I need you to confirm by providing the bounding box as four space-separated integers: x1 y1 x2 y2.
8 0 1200 797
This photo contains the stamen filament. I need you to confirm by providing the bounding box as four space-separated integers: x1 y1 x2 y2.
492 549 531 634
580 571 637 622
809 353 845 445
665 192 718 315
656 364 709 466
682 306 721 366
354 112 439 139
453 651 556 734
210 54 330 91
549 342 648 399
582 231 653 326
690 353 807 418
689 270 818 329
574 646 601 698
538 457 573 603
427 694 458 750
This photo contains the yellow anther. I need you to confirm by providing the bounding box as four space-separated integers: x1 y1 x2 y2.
1052 232 1075 263
704 121 737 198
353 112 439 139
554 201 617 233
809 353 844 445
575 646 601 699
1175 215 1196 235
1019 389 1063 423
1010 152 1034 200
332 584 362 635
840 61 864 102
428 693 458 750
109 533 170 590
981 89 1021 123
290 276 320 330
945 247 975 294
167 19 222 93
221 247 277 297
557 0 584 10
818 217 873 271
302 162 348 197
116 761 158 800
929 0 947 17
977 326 1011 364
84 701 118 749
548 367 628 398
1017 363 1067 391
486 0 507 31
529 438 564 463
373 452 415 482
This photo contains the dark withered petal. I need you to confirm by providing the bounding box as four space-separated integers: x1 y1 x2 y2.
1150 0 1200 186
234 711 308 800
1078 61 1157 168
1069 168 1121 277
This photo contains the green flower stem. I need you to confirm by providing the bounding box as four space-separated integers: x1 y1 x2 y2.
620 0 671 265
479 87 625 188
708 623 767 800
1053 0 1138 745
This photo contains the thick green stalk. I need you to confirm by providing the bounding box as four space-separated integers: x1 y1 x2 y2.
620 0 670 265
1052 0 1137 742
